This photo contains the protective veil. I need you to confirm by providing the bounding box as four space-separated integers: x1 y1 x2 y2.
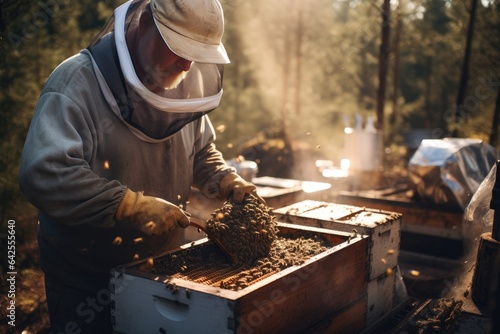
88 0 225 139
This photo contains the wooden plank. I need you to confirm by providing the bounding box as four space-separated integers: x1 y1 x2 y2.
253 177 332 210
400 230 465 258
335 191 463 240
471 232 500 306
306 297 367 334
274 200 362 220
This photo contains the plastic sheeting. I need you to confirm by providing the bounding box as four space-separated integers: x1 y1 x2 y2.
408 138 498 210
464 162 496 228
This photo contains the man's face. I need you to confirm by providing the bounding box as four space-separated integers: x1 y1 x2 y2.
136 12 192 92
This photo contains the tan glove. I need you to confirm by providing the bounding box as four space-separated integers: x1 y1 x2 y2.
115 189 190 236
220 172 266 204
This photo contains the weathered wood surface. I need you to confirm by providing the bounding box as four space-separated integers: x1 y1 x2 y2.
273 200 402 329
471 232 500 306
305 297 367 334
273 200 401 280
335 189 464 240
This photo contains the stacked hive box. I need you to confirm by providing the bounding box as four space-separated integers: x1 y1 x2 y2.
273 200 402 327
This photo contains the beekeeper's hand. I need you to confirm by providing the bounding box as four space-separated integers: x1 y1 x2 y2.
115 189 190 236
220 172 266 204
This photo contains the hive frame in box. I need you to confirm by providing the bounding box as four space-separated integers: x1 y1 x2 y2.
111 223 368 334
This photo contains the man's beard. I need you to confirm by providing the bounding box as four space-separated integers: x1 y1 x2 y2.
142 66 187 93
163 71 187 90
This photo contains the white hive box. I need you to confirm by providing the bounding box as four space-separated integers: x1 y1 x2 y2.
273 200 402 280
366 268 396 326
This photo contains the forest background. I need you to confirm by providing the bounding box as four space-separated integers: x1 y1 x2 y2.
0 0 499 332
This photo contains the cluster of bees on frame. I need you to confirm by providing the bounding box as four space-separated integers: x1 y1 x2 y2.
218 236 329 290
205 194 279 264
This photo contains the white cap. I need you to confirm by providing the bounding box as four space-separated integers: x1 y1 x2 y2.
151 0 230 64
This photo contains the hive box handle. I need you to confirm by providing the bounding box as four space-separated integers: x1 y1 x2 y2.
153 295 189 321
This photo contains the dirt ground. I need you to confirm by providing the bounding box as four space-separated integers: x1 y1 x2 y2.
1 211 50 334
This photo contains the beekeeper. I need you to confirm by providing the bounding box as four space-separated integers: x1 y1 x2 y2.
19 0 260 332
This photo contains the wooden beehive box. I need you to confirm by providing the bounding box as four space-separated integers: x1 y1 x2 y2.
111 223 368 334
273 200 402 281
366 267 396 326
273 201 403 329
335 188 465 258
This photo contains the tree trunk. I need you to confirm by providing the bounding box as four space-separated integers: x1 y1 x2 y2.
389 0 402 128
452 0 478 137
424 57 433 128
489 85 500 147
359 46 369 107
294 0 304 116
376 0 391 131
471 233 500 306
280 8 292 127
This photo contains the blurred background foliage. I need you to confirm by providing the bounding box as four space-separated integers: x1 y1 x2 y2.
1 0 500 224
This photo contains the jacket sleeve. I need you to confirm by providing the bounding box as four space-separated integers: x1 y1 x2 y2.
19 92 126 227
191 115 235 198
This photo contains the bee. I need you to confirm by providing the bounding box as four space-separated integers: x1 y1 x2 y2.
145 221 156 230
409 270 420 277
166 282 178 295
112 236 123 246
